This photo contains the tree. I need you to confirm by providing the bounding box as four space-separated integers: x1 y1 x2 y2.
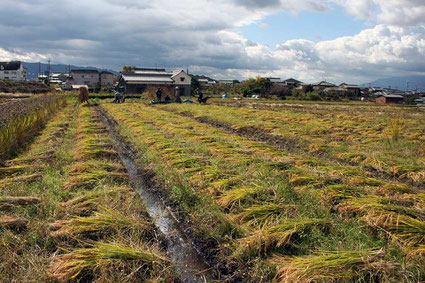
122 66 135 73
191 77 200 94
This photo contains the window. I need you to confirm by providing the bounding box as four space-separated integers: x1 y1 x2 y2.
82 75 85 78
11 71 16 74
180 77 185 82
4 71 9 74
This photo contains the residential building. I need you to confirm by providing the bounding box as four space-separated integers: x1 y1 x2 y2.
198 78 216 88
312 81 335 91
100 71 115 88
264 77 282 83
218 80 235 86
376 94 404 104
0 61 27 81
339 83 361 97
283 78 303 87
65 69 99 90
118 68 192 96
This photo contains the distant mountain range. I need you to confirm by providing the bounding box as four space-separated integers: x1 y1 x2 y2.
361 75 425 92
23 62 118 79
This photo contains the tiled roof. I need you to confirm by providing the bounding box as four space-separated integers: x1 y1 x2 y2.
0 61 22 71
121 74 173 83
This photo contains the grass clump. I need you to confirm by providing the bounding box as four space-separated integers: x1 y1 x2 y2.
48 240 171 281
49 208 153 238
271 249 395 282
235 219 330 257
234 203 297 226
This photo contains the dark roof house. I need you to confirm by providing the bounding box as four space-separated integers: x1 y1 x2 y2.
0 61 23 71
283 78 302 85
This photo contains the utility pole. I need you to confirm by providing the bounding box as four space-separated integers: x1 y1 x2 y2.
406 81 409 92
47 59 51 78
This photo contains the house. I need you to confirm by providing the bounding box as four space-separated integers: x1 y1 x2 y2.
264 77 282 84
283 78 302 87
49 73 68 85
339 83 361 97
65 69 99 90
100 71 115 88
198 78 216 88
118 68 192 96
219 80 235 86
312 81 335 91
376 94 404 104
0 61 27 81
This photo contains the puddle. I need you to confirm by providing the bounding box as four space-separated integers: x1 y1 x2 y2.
97 106 214 283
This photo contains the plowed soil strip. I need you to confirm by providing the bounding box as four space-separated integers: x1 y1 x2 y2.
96 106 214 282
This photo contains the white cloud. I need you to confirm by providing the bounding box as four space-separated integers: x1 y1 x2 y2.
0 0 423 83
342 0 425 26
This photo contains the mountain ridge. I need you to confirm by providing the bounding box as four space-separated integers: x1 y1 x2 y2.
22 62 118 79
361 75 425 92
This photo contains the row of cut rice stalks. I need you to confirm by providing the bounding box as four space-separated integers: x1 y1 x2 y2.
103 103 424 281
160 103 425 186
0 95 66 162
46 105 175 282
0 102 76 281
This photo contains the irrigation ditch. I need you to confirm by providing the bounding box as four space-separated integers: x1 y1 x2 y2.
96 105 215 283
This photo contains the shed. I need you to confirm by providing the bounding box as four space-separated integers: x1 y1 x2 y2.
376 94 404 104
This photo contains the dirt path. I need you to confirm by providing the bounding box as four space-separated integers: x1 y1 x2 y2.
96 106 215 283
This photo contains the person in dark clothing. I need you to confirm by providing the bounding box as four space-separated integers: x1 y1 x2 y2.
113 91 122 103
197 89 204 104
175 86 182 103
164 94 171 102
197 89 210 104
156 88 163 102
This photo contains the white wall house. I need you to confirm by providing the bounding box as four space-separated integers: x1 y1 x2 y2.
118 68 192 95
65 69 99 90
0 61 27 81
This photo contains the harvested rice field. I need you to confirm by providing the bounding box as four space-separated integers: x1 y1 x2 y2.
1 97 424 282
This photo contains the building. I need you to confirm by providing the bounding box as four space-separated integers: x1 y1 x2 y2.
376 94 404 104
0 61 27 81
118 68 192 96
283 78 303 87
218 80 235 86
339 83 361 97
264 77 282 83
100 71 115 88
312 81 335 91
198 78 216 88
65 69 99 90
49 73 68 85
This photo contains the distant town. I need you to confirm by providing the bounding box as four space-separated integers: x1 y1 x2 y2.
0 60 424 105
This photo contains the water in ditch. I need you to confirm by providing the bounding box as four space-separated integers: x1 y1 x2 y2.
97 106 214 283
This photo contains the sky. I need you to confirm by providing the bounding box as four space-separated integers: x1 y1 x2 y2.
0 0 424 83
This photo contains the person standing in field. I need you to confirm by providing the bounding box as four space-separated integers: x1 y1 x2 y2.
175 86 182 103
156 88 163 102
197 89 203 103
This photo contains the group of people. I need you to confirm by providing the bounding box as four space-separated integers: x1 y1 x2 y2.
156 86 182 103
155 87 209 104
